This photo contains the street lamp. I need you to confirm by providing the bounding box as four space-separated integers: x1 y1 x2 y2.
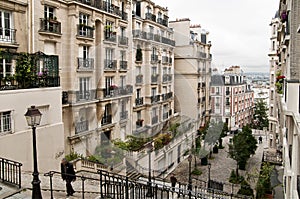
25 105 43 199
146 142 153 197
188 154 192 199
207 163 211 189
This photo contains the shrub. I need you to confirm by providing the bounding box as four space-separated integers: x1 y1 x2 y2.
65 152 83 161
238 180 254 197
192 168 202 175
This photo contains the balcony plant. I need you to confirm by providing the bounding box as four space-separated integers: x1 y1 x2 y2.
109 84 118 90
154 132 172 150
136 119 144 126
275 75 285 94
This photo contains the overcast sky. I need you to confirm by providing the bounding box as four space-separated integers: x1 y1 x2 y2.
153 0 279 73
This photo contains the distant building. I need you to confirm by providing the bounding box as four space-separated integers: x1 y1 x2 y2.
169 18 212 129
210 66 254 132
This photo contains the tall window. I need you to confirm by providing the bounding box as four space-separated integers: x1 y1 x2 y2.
152 67 157 75
79 13 89 36
0 58 12 78
44 5 55 19
79 77 90 100
0 10 12 41
105 76 113 89
105 21 113 39
120 76 126 88
0 111 11 133
151 87 157 96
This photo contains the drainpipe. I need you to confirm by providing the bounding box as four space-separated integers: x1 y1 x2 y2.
28 0 35 53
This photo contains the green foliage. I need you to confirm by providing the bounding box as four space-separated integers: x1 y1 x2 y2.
191 168 202 175
253 99 269 130
169 123 180 137
229 169 244 184
65 152 83 161
15 53 39 89
94 143 124 166
228 125 257 172
113 135 150 151
238 180 254 197
256 162 274 198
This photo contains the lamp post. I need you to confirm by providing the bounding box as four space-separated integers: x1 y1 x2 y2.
25 105 43 199
188 154 192 199
207 163 211 189
146 142 153 197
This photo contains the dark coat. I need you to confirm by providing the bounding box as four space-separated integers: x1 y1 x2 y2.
61 162 76 181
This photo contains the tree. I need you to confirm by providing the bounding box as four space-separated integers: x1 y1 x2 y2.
253 99 269 130
228 125 257 176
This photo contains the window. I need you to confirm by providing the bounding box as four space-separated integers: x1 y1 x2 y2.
105 48 113 61
151 87 157 96
79 13 89 36
0 111 11 133
120 50 126 61
0 10 12 41
120 76 126 88
0 58 13 78
79 77 90 100
136 88 141 98
44 5 55 19
105 21 114 39
152 67 157 75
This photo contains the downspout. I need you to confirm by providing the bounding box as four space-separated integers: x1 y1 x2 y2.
28 0 35 53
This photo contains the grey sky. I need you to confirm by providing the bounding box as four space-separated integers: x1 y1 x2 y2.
153 0 279 73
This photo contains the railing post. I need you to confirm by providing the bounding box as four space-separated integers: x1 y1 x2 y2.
18 163 22 188
99 170 103 198
125 176 129 199
81 175 86 199
1 158 4 183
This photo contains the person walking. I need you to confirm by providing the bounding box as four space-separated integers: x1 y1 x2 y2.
170 174 177 191
61 158 76 196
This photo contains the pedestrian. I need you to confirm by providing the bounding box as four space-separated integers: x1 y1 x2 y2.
170 174 177 191
259 136 262 144
61 158 76 196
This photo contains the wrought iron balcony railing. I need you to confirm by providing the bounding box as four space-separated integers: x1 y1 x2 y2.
151 95 160 103
118 36 128 45
135 97 144 106
76 89 96 102
136 74 143 85
104 31 117 42
77 24 94 38
119 60 128 70
104 60 117 71
75 120 88 134
0 27 16 43
77 57 94 70
39 18 61 34
145 13 156 22
152 115 158 124
101 115 112 126
151 74 159 84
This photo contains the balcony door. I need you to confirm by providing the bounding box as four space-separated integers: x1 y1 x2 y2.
79 13 89 36
0 58 12 78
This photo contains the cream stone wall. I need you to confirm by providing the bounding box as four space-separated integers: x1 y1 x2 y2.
0 88 64 172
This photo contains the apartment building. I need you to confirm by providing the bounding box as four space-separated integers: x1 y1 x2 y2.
169 19 212 129
0 0 64 171
275 0 300 198
268 13 280 149
210 66 254 131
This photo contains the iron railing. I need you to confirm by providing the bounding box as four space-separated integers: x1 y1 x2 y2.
0 27 16 43
0 157 22 188
39 18 61 34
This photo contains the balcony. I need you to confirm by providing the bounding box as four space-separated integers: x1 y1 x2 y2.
145 13 156 22
120 111 128 120
151 74 159 84
161 92 172 101
161 37 175 46
157 18 168 27
121 11 128 21
136 74 143 85
135 97 144 106
101 115 112 126
39 18 61 34
152 115 158 124
132 30 147 39
146 32 154 40
118 36 128 46
197 52 207 59
104 60 117 71
76 89 96 102
119 60 128 71
154 34 161 42
0 27 16 44
151 95 160 103
103 85 133 98
77 58 94 71
104 32 117 42
75 120 88 134
162 56 168 64
77 24 94 38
